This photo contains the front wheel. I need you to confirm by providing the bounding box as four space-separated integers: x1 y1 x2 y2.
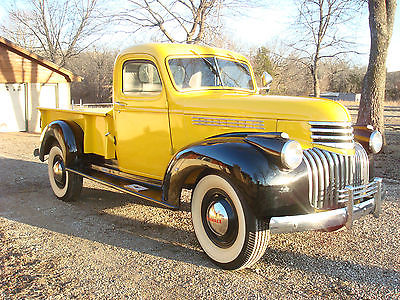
47 143 82 201
191 174 270 270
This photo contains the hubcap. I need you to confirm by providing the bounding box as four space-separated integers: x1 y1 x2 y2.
201 189 238 248
53 159 65 184
207 201 229 236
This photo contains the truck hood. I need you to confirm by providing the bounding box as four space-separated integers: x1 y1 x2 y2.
181 92 351 123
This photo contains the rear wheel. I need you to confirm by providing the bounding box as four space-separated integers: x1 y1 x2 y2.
48 143 82 201
191 174 270 270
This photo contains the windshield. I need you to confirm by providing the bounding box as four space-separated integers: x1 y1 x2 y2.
168 56 254 91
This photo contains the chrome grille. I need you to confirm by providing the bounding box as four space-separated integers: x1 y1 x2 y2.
309 121 354 149
303 143 370 209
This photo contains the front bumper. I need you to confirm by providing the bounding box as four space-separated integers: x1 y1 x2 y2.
269 177 383 234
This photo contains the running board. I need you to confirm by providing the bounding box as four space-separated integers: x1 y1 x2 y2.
66 167 177 210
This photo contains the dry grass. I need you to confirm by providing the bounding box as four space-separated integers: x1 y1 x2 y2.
338 100 400 107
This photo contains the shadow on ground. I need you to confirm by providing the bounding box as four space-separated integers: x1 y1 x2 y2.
1 155 399 286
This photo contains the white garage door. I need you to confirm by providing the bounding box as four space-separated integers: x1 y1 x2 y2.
30 83 57 133
0 84 26 132
38 84 57 108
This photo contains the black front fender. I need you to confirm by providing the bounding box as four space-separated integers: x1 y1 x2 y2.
163 135 312 218
38 120 83 166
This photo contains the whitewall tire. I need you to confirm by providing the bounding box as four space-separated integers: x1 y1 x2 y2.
48 143 82 201
191 174 270 270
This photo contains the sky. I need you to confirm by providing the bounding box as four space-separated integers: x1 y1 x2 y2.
0 0 399 72
224 1 400 72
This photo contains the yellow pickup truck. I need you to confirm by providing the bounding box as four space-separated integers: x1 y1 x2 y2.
35 43 383 270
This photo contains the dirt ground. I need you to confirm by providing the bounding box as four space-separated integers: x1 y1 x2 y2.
0 132 399 299
374 131 400 181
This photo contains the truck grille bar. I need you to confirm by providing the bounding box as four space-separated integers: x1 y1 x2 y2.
309 121 354 150
303 143 370 209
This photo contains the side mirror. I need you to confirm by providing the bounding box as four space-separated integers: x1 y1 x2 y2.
260 72 273 94
261 72 273 86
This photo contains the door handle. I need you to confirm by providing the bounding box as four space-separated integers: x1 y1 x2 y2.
115 101 127 107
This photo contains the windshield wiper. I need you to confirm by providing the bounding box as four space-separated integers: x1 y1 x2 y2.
190 50 224 86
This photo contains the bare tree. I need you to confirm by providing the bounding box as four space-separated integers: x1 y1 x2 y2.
289 0 360 97
68 48 117 104
324 59 364 93
1 0 106 66
356 0 397 139
250 45 313 96
386 71 400 102
117 0 257 44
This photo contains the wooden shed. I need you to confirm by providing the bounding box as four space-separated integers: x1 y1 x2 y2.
0 37 81 132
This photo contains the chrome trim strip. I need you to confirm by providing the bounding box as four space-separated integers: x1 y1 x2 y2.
309 121 352 127
309 150 325 207
303 151 319 207
350 155 354 185
338 183 378 201
339 189 377 202
328 151 340 206
355 147 360 186
373 178 382 217
322 150 335 207
313 142 355 149
269 177 382 234
311 135 353 141
314 148 330 206
310 128 354 134
344 155 350 187
302 155 314 204
338 154 345 189
345 185 354 229
358 143 369 184
192 116 265 130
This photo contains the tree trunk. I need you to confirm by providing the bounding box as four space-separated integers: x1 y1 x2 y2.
313 69 320 97
357 0 397 141
312 61 320 97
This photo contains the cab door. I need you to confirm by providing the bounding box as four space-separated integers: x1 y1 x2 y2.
113 55 172 180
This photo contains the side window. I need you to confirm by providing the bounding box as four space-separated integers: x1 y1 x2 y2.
122 60 162 95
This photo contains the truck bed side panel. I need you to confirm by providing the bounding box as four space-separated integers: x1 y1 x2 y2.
39 108 115 159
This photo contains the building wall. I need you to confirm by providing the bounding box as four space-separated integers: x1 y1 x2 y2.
0 43 75 133
0 46 68 84
0 83 25 132
0 82 72 133
28 83 71 132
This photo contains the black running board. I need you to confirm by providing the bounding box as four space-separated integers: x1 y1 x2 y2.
66 167 177 210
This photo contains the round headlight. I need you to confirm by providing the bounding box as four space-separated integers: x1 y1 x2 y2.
369 130 382 154
281 140 303 170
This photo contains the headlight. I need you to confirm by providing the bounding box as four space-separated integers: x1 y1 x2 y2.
281 140 303 169
369 130 382 153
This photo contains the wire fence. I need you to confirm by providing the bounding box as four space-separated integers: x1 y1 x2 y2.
346 105 400 130
72 100 113 109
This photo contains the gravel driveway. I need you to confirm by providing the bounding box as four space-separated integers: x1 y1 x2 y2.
1 132 399 299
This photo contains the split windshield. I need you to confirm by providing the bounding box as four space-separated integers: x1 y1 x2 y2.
168 56 254 91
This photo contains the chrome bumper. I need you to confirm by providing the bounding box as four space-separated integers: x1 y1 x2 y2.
269 177 383 234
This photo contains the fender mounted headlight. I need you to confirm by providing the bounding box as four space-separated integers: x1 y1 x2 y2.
281 140 303 170
369 130 383 154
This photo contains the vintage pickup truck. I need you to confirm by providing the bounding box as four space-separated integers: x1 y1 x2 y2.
35 43 383 270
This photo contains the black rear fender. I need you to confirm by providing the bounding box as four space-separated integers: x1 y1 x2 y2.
38 120 83 166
